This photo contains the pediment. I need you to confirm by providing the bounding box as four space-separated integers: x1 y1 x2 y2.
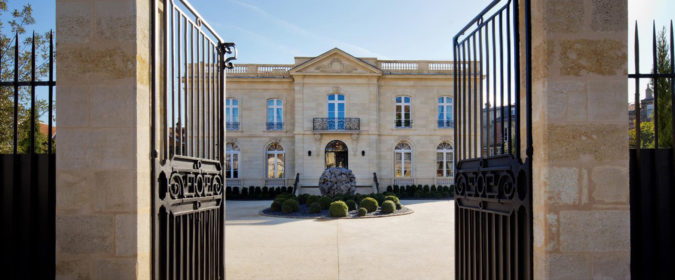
289 48 382 76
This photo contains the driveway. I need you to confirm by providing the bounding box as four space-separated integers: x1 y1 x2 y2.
225 199 455 280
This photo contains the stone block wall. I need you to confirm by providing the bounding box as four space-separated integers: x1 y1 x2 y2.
530 0 630 279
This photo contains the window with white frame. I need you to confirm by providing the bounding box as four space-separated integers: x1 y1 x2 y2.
266 143 285 178
394 142 412 177
267 99 283 130
395 96 412 128
436 142 454 177
437 97 453 128
226 98 239 130
226 143 239 178
327 94 345 129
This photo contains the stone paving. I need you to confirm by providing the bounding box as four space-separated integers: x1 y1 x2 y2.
225 199 455 280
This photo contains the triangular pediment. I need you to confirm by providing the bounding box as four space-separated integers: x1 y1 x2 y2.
289 48 382 76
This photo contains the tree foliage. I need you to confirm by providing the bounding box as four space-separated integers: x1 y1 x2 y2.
650 26 673 148
629 121 655 148
0 0 52 154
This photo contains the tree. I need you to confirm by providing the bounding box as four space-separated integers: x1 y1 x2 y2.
650 26 673 148
629 121 655 148
0 0 52 154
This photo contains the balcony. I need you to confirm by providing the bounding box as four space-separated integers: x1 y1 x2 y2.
266 122 283 130
313 118 360 132
437 120 454 128
226 122 240 131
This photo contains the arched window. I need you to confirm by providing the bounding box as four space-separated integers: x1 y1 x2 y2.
267 99 283 130
325 140 348 168
266 143 284 178
394 142 412 177
395 96 412 128
226 143 239 178
226 98 239 130
436 142 454 177
327 94 345 129
437 97 453 128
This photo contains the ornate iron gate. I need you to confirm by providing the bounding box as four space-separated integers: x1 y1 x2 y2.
453 0 532 279
152 0 236 279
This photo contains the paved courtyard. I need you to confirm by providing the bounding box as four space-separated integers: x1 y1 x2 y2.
225 199 455 280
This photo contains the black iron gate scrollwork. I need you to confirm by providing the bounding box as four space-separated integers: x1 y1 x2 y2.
453 0 532 279
152 0 236 279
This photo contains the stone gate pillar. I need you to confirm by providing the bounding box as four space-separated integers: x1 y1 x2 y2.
56 0 151 278
530 0 630 279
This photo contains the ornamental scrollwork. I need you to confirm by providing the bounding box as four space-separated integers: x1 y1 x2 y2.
165 171 223 200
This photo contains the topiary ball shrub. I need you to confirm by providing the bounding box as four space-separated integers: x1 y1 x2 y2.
270 201 281 212
384 195 400 204
332 194 345 202
358 207 368 216
319 196 332 210
281 199 299 214
298 194 310 204
329 201 349 217
381 200 396 214
345 199 357 211
305 195 320 206
360 197 378 213
309 202 322 214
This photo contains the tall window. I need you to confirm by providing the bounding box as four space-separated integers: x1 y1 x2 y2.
266 143 285 178
327 94 345 129
226 143 239 178
395 96 412 128
438 97 453 128
226 98 239 130
394 142 412 177
267 99 283 130
436 142 454 177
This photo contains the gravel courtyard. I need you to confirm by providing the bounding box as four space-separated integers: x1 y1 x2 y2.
225 199 455 280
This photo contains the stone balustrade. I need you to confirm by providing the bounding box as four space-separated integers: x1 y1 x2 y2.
225 60 467 77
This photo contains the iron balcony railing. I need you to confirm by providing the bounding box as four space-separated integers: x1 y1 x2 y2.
395 120 413 128
226 122 240 130
313 118 360 131
266 122 283 130
438 119 454 128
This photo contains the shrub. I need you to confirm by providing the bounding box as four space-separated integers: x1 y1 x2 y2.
309 202 322 213
262 186 269 197
281 199 299 213
332 194 345 202
345 199 357 211
430 185 437 192
319 196 332 210
298 194 310 204
423 185 430 192
381 200 396 214
386 185 393 192
306 195 321 206
373 193 385 205
360 197 378 213
329 201 349 217
358 207 368 216
270 201 281 212
384 195 400 204
274 193 293 204
393 185 400 193
241 187 249 198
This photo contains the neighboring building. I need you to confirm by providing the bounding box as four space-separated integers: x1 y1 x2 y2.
628 86 655 129
225 48 457 194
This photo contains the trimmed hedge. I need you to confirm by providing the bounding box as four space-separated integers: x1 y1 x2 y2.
319 196 332 210
345 199 357 211
385 184 455 199
360 197 378 213
270 201 281 212
226 186 294 200
381 200 396 214
358 207 368 216
309 202 322 214
329 201 349 217
281 199 299 214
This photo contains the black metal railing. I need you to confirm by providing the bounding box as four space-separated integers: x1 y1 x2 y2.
292 173 300 195
0 31 56 279
266 122 283 130
226 122 240 130
437 119 454 128
628 21 674 279
312 118 360 131
453 0 533 279
152 0 236 278
394 119 413 128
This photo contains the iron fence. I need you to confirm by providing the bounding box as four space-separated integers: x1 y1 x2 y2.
629 21 674 279
0 31 56 279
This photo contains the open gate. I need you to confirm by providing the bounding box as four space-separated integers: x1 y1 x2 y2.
453 0 532 279
152 0 236 279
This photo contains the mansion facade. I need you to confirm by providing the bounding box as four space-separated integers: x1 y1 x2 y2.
225 48 455 194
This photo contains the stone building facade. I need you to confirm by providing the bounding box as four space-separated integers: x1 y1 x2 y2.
225 48 455 194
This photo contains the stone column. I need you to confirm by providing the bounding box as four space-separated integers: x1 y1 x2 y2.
55 0 151 278
530 0 630 279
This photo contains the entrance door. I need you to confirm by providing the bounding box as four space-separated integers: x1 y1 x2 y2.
327 94 345 129
152 0 236 279
453 0 532 279
325 140 348 169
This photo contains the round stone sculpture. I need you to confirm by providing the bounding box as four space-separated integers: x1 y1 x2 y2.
318 167 356 196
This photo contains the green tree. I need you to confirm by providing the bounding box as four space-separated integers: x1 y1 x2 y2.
650 26 673 148
0 0 52 154
629 121 655 149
